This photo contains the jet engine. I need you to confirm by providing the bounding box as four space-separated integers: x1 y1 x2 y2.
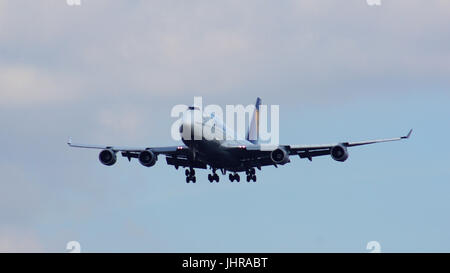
99 149 117 166
139 150 157 167
270 147 290 165
330 144 349 162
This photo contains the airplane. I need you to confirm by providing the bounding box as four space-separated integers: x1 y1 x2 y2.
68 98 412 183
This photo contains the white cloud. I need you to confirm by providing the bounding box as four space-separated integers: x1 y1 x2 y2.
0 65 80 107
0 0 449 104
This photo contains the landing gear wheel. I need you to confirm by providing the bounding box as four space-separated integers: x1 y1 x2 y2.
246 175 251 182
214 173 219 182
186 176 190 183
235 174 240 182
192 176 196 183
229 173 234 182
185 169 190 176
208 174 213 183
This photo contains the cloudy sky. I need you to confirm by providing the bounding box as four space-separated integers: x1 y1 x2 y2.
0 0 449 252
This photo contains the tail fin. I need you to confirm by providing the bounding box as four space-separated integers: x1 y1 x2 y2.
247 97 261 144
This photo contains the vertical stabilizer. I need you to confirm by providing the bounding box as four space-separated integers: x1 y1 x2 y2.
247 97 261 144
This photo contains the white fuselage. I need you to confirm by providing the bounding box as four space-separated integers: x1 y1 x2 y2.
180 109 253 165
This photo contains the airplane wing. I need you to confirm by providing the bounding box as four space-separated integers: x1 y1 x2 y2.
68 129 412 171
227 129 412 164
67 138 190 157
287 129 413 160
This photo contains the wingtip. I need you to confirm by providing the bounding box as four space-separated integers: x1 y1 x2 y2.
403 129 413 139
67 137 72 145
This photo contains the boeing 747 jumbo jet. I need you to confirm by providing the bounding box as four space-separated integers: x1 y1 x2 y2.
68 98 412 183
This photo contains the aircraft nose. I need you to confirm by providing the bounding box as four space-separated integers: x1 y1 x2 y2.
180 109 202 141
180 118 192 138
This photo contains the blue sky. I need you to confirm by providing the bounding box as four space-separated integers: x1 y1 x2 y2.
0 0 449 252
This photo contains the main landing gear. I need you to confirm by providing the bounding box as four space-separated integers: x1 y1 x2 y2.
184 168 256 183
185 168 196 183
246 168 257 182
229 173 240 182
208 170 220 183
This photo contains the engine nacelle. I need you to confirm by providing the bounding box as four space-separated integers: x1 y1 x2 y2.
330 144 349 162
270 147 290 165
99 149 117 166
139 150 157 167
